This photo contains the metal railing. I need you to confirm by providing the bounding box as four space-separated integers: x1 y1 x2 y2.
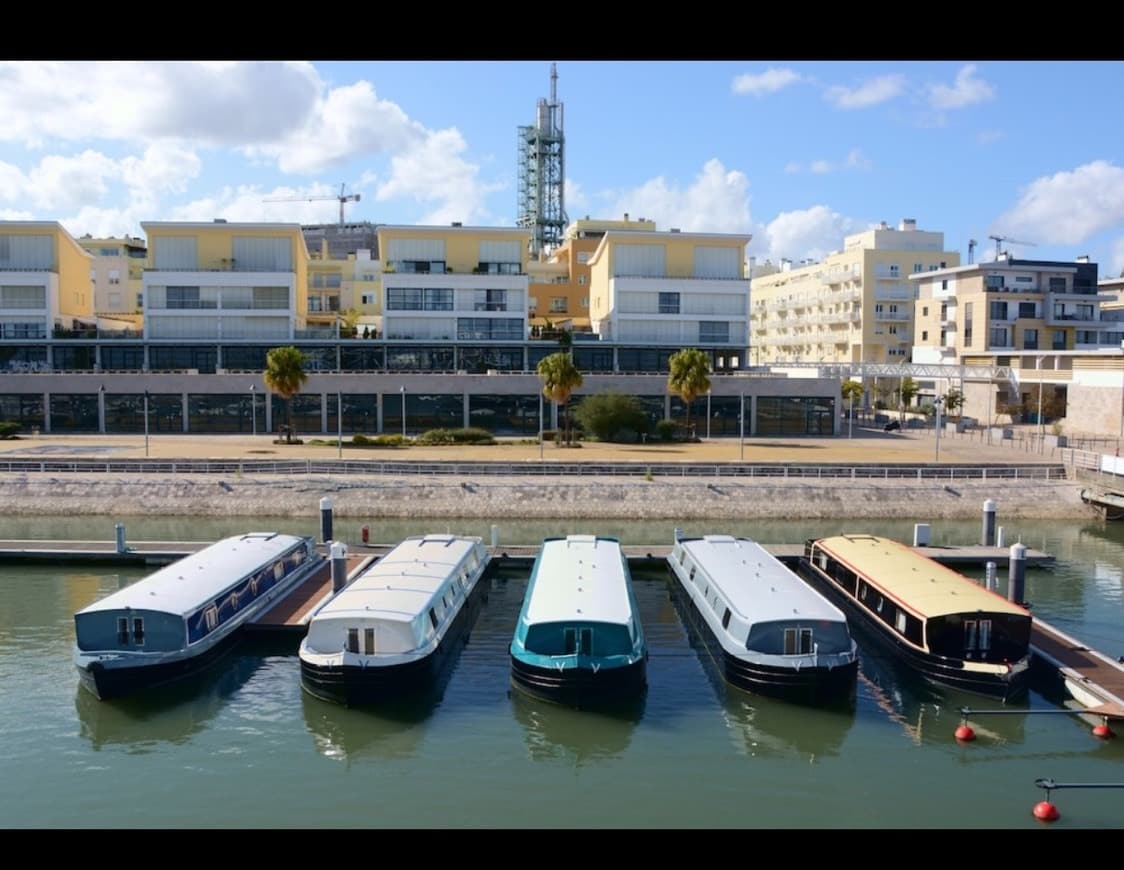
0 457 1068 480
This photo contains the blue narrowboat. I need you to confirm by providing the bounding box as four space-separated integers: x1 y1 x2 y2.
668 534 858 706
510 535 647 708
74 532 322 700
299 534 490 706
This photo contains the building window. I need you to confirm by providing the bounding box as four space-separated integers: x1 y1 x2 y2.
577 275 586 285
989 300 1008 320
941 280 948 291
361 293 375 305
577 251 590 264
528 297 537 311
1018 302 1036 318
136 293 144 309
913 263 923 274
989 326 1010 347
658 292 680 314
1053 329 1066 350
922 306 928 317
1023 328 1038 350
922 330 928 341
550 297 567 313
986 275 1005 291
888 264 900 277
1049 277 1067 292
699 321 730 343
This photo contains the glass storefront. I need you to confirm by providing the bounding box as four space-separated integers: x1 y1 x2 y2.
52 345 97 371
105 393 184 433
150 346 218 373
48 394 99 432
755 396 836 436
100 345 145 371
0 394 44 429
468 394 540 435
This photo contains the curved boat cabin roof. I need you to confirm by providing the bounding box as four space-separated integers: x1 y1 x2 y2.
812 534 1031 620
678 535 848 626
526 535 633 626
314 534 485 625
74 533 312 619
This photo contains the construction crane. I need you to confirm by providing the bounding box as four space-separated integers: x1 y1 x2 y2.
989 234 1036 259
263 183 361 226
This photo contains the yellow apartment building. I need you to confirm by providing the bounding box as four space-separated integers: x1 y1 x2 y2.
0 221 94 344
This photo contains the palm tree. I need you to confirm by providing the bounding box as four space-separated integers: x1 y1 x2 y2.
667 348 711 440
263 346 308 444
536 352 584 446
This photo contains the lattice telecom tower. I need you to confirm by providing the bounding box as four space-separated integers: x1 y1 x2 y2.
517 63 568 258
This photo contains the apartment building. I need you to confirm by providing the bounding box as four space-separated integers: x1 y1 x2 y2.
750 219 958 366
527 214 656 331
77 235 146 323
141 220 310 345
0 221 94 345
378 224 531 347
587 226 751 369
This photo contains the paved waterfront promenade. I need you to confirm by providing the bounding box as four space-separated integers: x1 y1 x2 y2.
0 424 1093 521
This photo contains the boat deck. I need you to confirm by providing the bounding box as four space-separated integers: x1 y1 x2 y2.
247 554 376 633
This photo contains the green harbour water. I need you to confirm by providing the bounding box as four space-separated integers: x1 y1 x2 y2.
2 514 1123 829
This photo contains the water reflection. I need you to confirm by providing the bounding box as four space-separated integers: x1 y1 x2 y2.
510 689 643 766
75 652 264 751
301 692 434 764
720 692 855 761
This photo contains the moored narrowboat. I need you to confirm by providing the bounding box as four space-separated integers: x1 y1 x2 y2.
74 532 322 700
510 535 647 709
796 534 1032 700
668 534 858 706
299 534 490 706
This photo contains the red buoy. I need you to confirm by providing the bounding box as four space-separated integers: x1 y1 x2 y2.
1033 800 1059 821
1092 723 1114 739
955 724 976 742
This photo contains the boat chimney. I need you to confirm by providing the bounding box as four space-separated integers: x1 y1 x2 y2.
981 499 997 547
1008 543 1027 605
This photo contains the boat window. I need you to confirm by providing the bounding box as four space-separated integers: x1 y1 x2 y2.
678 550 686 565
964 620 978 653
722 608 731 630
579 628 593 656
429 608 439 630
117 617 129 644
273 561 284 581
564 628 577 654
784 628 798 655
858 582 868 601
875 595 884 614
799 628 813 654
250 578 259 596
689 567 696 582
895 610 907 634
204 605 218 631
703 585 709 598
132 617 145 645
347 628 359 653
978 619 992 651
364 628 375 654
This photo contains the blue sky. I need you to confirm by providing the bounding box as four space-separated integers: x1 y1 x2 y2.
1 60 1122 275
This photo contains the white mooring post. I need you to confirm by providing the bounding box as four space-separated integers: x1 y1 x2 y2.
491 524 499 549
982 499 997 547
985 561 997 592
330 541 348 593
320 497 333 544
115 523 127 554
1009 543 1027 605
913 523 931 547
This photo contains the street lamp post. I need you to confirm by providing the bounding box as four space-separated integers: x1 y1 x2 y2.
400 386 406 438
848 390 853 439
250 384 256 438
739 391 745 462
337 391 343 460
538 391 544 460
934 395 943 463
706 389 711 441
143 389 150 459
1037 355 1046 453
99 384 105 434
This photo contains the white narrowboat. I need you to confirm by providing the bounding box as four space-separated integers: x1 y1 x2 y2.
299 534 490 706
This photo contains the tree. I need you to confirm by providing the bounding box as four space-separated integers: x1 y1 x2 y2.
942 387 965 420
841 379 864 418
573 392 648 442
898 376 920 415
536 352 584 445
667 348 711 440
264 346 309 443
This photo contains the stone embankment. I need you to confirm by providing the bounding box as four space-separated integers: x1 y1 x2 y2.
0 471 1093 520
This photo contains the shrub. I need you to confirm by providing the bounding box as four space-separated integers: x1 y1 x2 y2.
0 421 20 439
416 427 496 445
655 419 676 442
573 392 648 442
351 433 410 447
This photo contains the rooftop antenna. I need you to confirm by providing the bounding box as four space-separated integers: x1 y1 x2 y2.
968 239 977 264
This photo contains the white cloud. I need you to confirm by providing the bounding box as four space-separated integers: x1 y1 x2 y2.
824 74 906 110
611 159 751 234
732 68 801 96
809 160 832 174
784 162 802 174
977 130 1005 145
929 64 996 110
375 128 503 225
782 150 873 174
249 80 427 175
0 61 321 148
762 205 858 263
845 149 873 170
565 178 588 215
1111 237 1124 277
994 160 1124 245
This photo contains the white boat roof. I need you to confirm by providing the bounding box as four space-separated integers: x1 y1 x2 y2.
524 535 633 625
75 533 310 618
314 535 484 624
678 535 847 624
